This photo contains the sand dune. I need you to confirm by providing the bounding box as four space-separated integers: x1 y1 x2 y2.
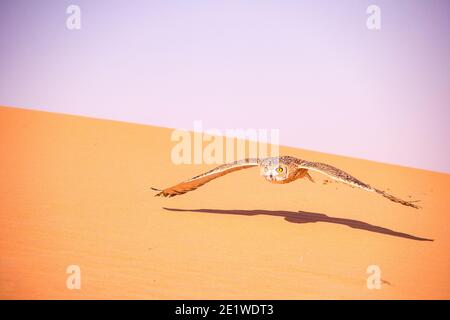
0 106 449 299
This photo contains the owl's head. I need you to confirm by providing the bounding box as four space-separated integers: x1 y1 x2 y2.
260 157 289 182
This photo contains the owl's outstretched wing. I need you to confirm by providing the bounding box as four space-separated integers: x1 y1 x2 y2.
152 158 260 197
295 158 420 209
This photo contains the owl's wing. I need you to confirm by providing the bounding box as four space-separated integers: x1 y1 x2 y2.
152 158 260 197
295 158 420 209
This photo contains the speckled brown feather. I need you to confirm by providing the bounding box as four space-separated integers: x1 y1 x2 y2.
289 156 420 209
153 158 260 197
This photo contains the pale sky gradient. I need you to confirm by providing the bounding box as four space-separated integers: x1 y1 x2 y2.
0 0 449 172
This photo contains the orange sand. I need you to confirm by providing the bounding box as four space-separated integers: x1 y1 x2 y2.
0 106 449 299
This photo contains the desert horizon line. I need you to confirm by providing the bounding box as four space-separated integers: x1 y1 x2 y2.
1 104 448 175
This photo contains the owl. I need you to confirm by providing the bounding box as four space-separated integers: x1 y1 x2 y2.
152 156 420 209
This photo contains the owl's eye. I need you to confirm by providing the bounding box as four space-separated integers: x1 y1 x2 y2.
276 167 284 173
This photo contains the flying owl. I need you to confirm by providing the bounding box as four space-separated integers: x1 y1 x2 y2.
151 156 420 209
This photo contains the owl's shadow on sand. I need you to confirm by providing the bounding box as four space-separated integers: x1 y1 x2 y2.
163 207 433 242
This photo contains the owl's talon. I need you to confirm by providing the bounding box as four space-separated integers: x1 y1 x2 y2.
306 172 315 183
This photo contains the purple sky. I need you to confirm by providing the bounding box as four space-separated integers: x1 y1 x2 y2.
0 0 449 172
